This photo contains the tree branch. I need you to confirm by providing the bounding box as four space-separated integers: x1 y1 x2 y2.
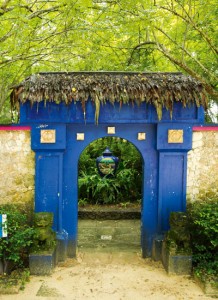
27 5 63 19
154 26 218 82
0 25 14 42
128 40 218 100
127 41 157 65
157 4 218 56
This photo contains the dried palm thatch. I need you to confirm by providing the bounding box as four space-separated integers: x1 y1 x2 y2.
11 71 207 123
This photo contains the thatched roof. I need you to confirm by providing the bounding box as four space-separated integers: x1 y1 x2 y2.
11 71 207 122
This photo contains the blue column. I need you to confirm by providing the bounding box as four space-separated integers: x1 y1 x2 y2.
157 123 192 233
158 152 187 231
141 149 158 257
35 152 63 232
32 124 66 235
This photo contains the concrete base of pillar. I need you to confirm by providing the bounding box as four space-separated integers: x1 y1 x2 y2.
152 235 164 261
29 248 56 275
161 240 192 275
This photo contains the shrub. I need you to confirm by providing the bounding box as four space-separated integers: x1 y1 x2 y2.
79 173 121 205
0 204 35 274
78 137 142 205
187 195 218 281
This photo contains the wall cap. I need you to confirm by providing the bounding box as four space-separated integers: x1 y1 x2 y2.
193 126 218 131
0 126 31 131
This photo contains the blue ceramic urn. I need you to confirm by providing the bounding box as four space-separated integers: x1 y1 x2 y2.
96 147 119 177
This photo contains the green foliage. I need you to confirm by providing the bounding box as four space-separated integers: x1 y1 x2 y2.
0 268 30 293
187 195 218 280
0 0 217 124
0 204 35 274
78 137 142 205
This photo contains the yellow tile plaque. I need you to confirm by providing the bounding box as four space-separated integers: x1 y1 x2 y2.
168 129 184 143
40 129 56 143
107 127 115 134
77 133 85 140
138 132 146 140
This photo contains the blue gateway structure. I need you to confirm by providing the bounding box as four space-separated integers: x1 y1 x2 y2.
12 72 206 257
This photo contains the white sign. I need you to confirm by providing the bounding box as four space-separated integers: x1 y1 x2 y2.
0 214 7 238
101 235 112 240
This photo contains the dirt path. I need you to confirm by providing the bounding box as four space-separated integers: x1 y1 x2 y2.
0 251 214 300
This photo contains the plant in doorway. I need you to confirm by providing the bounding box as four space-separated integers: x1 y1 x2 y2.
78 137 142 207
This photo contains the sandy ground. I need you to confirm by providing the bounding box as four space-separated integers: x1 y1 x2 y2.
0 251 215 300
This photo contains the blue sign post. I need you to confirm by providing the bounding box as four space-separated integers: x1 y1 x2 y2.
0 214 7 238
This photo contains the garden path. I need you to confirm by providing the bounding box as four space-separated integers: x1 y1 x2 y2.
0 251 215 300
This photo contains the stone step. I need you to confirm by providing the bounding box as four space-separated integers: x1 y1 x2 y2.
78 219 141 252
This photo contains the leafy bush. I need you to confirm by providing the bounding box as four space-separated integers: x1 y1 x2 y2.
187 195 218 281
0 204 35 274
79 173 119 205
78 137 142 205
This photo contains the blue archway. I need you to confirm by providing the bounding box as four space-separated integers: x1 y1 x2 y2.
15 72 205 257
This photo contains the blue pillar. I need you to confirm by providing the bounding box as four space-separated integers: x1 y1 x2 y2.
32 124 66 237
158 152 187 231
35 152 63 232
141 149 158 257
157 123 192 233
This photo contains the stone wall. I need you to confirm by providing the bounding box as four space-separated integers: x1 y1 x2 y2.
0 126 217 208
78 219 141 252
0 128 35 207
187 128 218 201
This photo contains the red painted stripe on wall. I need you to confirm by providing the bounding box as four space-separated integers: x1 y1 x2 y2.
0 126 31 131
193 126 218 131
1 125 217 131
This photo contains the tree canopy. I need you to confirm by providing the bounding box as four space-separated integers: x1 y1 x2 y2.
0 0 217 122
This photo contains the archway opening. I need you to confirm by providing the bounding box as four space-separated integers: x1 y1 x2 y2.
77 137 143 253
